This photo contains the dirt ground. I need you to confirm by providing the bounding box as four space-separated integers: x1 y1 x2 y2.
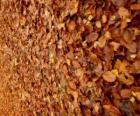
0 0 140 116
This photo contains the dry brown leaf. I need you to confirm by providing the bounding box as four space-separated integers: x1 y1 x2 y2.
67 89 78 103
86 32 99 42
110 42 120 51
103 105 121 116
123 30 133 44
97 36 107 48
120 89 131 99
67 0 79 16
102 14 107 23
96 31 111 48
118 73 134 85
102 71 117 82
115 60 128 73
112 0 125 7
68 81 76 90
67 20 76 32
95 21 102 28
89 52 98 61
94 63 103 76
72 60 81 68
62 64 68 75
118 7 130 19
135 92 140 101
131 4 140 10
92 102 101 114
75 68 84 77
133 60 140 73
124 42 137 53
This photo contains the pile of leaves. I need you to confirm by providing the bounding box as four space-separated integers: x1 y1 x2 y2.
0 0 140 115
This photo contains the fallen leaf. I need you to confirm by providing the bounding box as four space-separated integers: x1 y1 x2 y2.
86 32 99 42
115 60 128 73
102 71 117 82
67 20 76 32
131 4 140 10
120 101 135 116
103 104 121 116
120 89 131 99
133 60 140 73
110 42 120 51
118 7 130 19
118 73 134 85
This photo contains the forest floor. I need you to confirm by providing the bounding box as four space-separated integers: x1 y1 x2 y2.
0 0 140 116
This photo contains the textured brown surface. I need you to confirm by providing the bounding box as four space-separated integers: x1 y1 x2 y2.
0 0 140 116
